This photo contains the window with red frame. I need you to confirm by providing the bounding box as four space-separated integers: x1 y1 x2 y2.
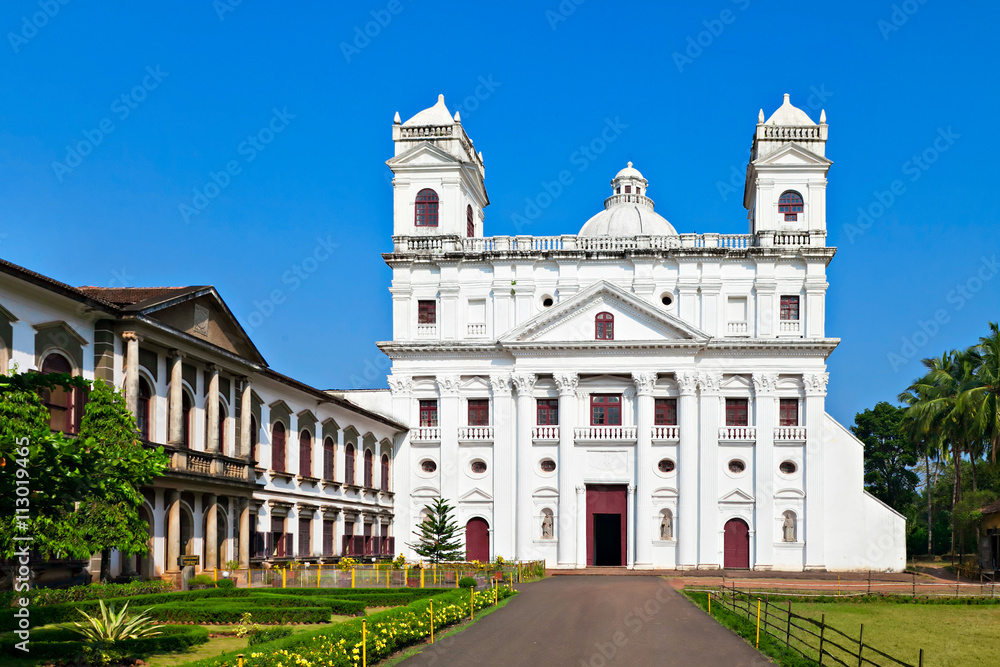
595 312 614 340
591 394 622 425
536 399 559 425
419 400 438 427
271 422 286 472
137 377 152 440
299 430 312 477
323 436 335 481
780 295 800 321
779 399 799 426
250 415 259 462
725 398 749 427
468 399 490 426
41 353 83 434
345 443 355 485
381 454 390 491
625 185 631 194
418 300 436 324
778 191 803 221
654 398 677 426
364 449 374 487
467 205 474 237
415 188 439 226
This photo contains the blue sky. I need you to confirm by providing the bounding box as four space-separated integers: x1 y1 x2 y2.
1 1 997 425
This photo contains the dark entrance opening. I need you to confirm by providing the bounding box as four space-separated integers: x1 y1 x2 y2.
723 518 750 569
593 514 622 566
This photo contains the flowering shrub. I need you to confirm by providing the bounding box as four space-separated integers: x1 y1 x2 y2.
338 557 357 572
188 585 517 667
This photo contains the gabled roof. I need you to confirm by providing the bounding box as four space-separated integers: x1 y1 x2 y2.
0 257 120 313
753 141 832 168
77 286 207 309
385 140 463 169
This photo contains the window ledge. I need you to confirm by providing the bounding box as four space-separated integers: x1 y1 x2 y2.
270 470 295 481
321 480 342 490
297 475 321 485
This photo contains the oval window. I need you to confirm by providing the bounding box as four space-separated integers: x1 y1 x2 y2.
779 460 797 475
657 459 675 473
471 460 487 474
540 458 556 473
661 294 673 306
421 460 437 474
542 296 554 308
728 459 746 474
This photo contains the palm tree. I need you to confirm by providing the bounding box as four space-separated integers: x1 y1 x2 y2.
963 322 1000 463
899 385 945 556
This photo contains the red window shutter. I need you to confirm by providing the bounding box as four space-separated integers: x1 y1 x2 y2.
345 444 355 484
323 437 335 481
536 399 559 425
467 205 474 237
778 191 804 221
364 449 374 487
299 430 312 477
468 399 490 426
779 399 799 426
381 454 390 491
725 399 749 427
595 312 614 340
591 394 622 426
780 296 800 321
654 398 677 426
418 300 437 324
419 400 438 427
271 423 286 472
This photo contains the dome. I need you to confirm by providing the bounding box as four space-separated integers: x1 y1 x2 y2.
402 94 455 126
578 163 677 237
764 93 817 126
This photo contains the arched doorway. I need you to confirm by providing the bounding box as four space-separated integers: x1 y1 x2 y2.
723 518 750 569
465 518 489 562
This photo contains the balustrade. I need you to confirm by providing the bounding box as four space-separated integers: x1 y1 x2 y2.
457 426 494 440
411 427 441 442
774 426 807 441
718 426 757 441
778 320 801 335
531 425 560 440
727 321 750 336
651 425 679 440
574 425 637 440
467 323 487 336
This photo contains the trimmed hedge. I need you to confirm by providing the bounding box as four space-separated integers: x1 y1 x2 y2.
0 580 175 608
148 601 333 624
0 624 208 659
248 626 292 646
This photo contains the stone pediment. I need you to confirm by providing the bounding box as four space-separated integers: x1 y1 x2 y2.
386 142 462 169
499 280 708 346
719 488 755 504
753 142 832 168
460 488 493 503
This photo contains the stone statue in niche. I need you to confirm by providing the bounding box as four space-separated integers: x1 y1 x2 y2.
660 512 673 541
541 513 553 539
782 513 796 542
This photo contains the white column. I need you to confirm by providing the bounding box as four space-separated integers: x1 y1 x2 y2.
206 365 220 453
152 488 165 576
697 372 722 568
677 372 699 569
437 375 460 505
205 494 218 571
555 373 579 567
632 372 656 569
752 373 777 570
123 332 140 414
239 378 252 458
490 374 514 558
627 484 636 568
512 373 537 560
239 499 250 568
168 351 184 446
575 485 587 568
803 372 828 570
192 495 203 572
388 377 412 539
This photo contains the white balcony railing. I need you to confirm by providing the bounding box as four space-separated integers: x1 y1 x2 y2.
467 323 487 336
778 320 801 335
531 425 560 440
774 426 808 441
719 426 757 441
574 426 637 441
457 426 494 441
651 425 679 440
417 323 438 337
411 427 440 442
727 321 749 337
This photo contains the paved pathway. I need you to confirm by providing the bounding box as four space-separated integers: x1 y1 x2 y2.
401 575 768 666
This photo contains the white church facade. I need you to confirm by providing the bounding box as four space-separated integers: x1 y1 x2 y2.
348 93 906 571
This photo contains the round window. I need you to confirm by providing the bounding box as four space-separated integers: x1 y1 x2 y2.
471 460 487 474
540 458 556 473
542 296 554 308
657 459 675 474
420 460 437 474
779 460 797 475
660 293 673 306
728 459 746 474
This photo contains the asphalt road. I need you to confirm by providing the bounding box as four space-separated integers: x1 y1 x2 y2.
400 575 769 666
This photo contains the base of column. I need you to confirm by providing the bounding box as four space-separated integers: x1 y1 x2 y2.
696 564 723 570
753 564 774 571
804 564 827 572
632 562 653 570
675 564 698 571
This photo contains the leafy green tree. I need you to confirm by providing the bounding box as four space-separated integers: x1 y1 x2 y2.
964 322 1000 463
407 498 464 563
852 401 919 511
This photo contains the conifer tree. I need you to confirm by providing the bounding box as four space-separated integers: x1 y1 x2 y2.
407 497 464 563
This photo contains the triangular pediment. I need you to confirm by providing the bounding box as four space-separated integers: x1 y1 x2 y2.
720 488 755 503
386 142 462 169
754 142 832 168
499 281 708 346
460 487 493 503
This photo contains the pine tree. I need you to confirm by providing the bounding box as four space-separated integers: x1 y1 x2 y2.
407 497 464 563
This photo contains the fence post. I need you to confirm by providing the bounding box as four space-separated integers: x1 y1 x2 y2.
351 568 356 589
470 586 475 621
785 601 791 647
281 567 286 589
818 614 825 665
857 624 864 667
755 599 761 648
237 654 244 667
763 594 769 636
362 619 367 667
867 571 871 595
429 599 434 643
912 572 916 598
919 648 923 667
317 563 322 588
421 568 425 589
708 591 711 614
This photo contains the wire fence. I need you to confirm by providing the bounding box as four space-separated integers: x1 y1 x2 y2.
240 560 545 590
718 570 999 599
706 585 925 667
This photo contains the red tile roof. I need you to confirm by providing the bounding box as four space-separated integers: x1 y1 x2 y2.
981 499 1000 515
76 286 204 306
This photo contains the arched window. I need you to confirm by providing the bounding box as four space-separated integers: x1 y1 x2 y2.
345 443 355 485
415 189 439 227
271 422 286 472
364 449 374 488
380 453 390 491
181 392 193 448
210 400 227 452
250 415 259 462
778 190 803 221
40 353 82 434
137 377 152 441
595 312 614 340
323 436 336 481
466 205 474 237
299 430 312 477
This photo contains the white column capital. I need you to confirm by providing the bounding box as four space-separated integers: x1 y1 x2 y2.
435 374 461 397
697 371 722 395
387 375 412 396
676 371 698 396
489 374 512 396
803 372 829 396
122 330 142 342
631 371 657 396
555 373 579 396
511 373 537 395
751 372 778 396
576 485 587 495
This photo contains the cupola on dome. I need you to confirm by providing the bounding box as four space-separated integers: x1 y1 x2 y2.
578 162 677 237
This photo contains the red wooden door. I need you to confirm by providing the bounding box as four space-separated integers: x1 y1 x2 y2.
723 519 750 569
465 518 490 562
585 485 627 566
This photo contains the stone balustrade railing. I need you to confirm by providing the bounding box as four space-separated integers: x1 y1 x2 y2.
759 125 824 140
779 320 801 335
457 426 495 440
651 425 679 440
727 321 750 337
410 426 441 442
574 425 638 440
531 425 560 440
162 444 253 481
467 323 487 336
718 426 757 441
774 426 808 441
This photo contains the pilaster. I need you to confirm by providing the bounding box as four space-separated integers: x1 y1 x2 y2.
437 374 461 504
512 373 537 559
555 372 579 566
803 372 828 570
676 371 699 569
752 372 778 570
632 371 656 568
697 371 722 568
490 373 514 557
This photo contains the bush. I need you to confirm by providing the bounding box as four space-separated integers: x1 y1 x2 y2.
187 574 217 589
248 626 293 646
216 578 236 589
459 577 477 589
0 624 209 659
0 580 175 608
148 600 333 624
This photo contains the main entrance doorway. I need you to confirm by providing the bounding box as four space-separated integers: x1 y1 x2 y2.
465 518 490 562
723 518 750 569
586 484 627 566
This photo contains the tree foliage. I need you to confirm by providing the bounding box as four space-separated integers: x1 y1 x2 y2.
406 498 464 563
852 401 919 510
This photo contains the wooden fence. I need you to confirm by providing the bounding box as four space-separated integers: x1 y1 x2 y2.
712 585 925 667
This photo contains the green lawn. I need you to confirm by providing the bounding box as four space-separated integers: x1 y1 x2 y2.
790 601 1000 667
